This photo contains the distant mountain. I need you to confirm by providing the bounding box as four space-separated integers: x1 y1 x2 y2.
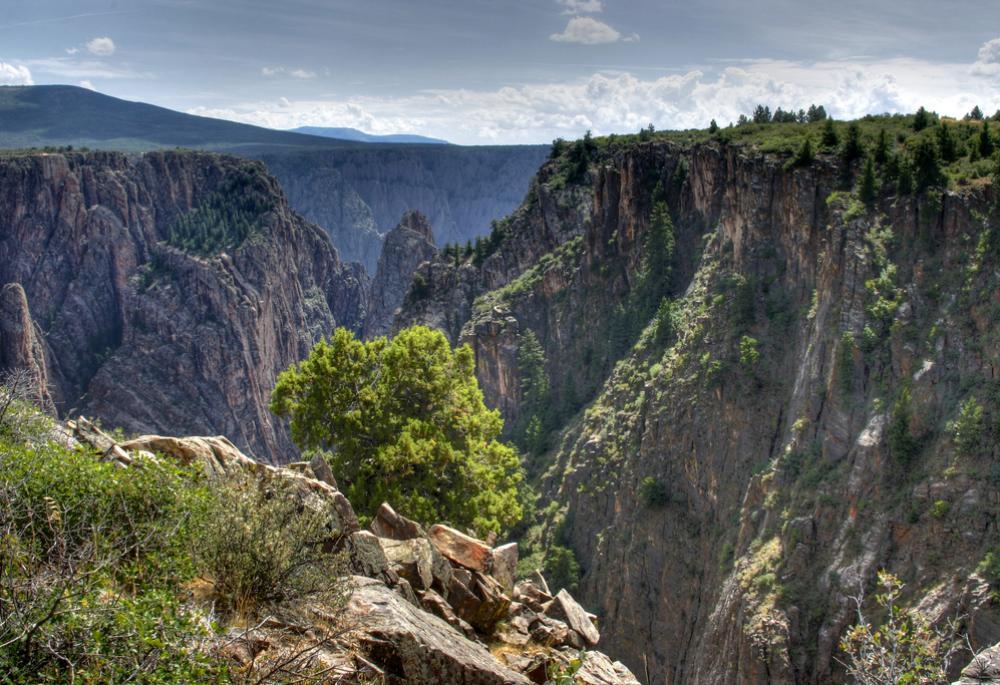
289 126 450 145
0 85 355 152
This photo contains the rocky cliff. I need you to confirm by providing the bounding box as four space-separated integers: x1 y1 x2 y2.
396 137 1000 682
260 145 549 271
363 210 438 339
0 150 366 462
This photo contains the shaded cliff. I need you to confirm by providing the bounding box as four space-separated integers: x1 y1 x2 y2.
0 150 366 462
260 145 549 271
396 135 1000 682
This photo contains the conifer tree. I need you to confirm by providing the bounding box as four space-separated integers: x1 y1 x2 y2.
979 120 994 158
913 106 930 132
874 128 889 165
859 157 877 207
821 119 839 148
793 137 814 167
841 122 864 164
937 123 957 162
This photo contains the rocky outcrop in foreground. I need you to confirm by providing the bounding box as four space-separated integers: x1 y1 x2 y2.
67 417 639 685
0 151 367 463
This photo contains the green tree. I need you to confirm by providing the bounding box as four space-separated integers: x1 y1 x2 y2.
897 160 914 195
968 105 984 121
859 157 878 207
792 137 815 167
821 119 839 148
641 189 676 306
841 122 864 164
709 119 719 134
937 122 958 162
270 326 524 535
979 120 994 158
912 138 944 193
913 106 930 132
873 128 889 164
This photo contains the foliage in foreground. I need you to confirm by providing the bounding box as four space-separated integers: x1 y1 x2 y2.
838 570 966 685
271 325 524 536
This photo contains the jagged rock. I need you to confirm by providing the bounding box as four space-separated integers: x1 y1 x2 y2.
429 523 492 572
559 651 641 685
372 501 426 540
363 210 438 338
492 542 518 592
347 576 531 684
529 615 583 649
531 570 551 595
394 577 421 608
347 530 397 585
0 282 51 409
954 643 1000 683
543 589 600 647
0 151 367 464
381 537 435 591
307 452 338 489
513 580 553 613
445 570 511 635
419 589 477 640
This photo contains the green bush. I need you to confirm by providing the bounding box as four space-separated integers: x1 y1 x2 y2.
195 471 348 616
639 476 670 508
739 335 761 369
948 396 984 457
543 545 581 594
888 388 920 465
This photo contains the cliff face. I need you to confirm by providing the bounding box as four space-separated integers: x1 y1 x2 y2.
260 145 549 271
363 210 438 339
0 150 366 462
396 140 1000 682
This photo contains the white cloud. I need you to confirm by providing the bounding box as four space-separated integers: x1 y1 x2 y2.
65 47 78 55
86 37 115 56
79 80 96 90
25 57 143 80
261 66 316 79
0 62 33 85
550 17 624 44
973 37 1000 77
557 0 604 13
185 56 1000 145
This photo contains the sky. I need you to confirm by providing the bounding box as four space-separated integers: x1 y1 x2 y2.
2 0 1000 145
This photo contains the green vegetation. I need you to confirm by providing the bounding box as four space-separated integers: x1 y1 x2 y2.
270 326 524 536
738 335 761 369
839 570 965 684
166 164 275 255
948 396 984 457
514 329 551 459
638 476 670 508
887 388 920 466
542 545 581 594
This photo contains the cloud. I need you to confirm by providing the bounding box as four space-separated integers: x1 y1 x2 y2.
65 47 78 55
973 37 1000 77
261 66 316 79
0 62 33 85
550 17 625 44
25 57 143 80
185 56 1000 145
79 80 96 90
557 0 604 13
86 37 115 56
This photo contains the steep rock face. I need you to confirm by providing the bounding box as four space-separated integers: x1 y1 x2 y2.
399 140 1000 682
0 282 51 406
364 211 438 339
0 151 366 462
260 145 549 271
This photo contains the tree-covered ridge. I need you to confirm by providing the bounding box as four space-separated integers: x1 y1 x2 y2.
166 163 276 255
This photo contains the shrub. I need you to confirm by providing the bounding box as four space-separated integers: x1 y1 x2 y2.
739 335 761 369
887 389 920 466
838 570 965 684
195 471 348 616
929 500 950 519
543 545 581 594
639 476 670 508
948 396 984 457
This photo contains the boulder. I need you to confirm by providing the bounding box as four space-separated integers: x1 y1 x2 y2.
573 651 642 685
429 523 492 572
529 615 583 649
347 576 531 684
381 537 435 590
446 571 511 635
544 589 601 647
513 580 553 613
492 542 518 592
372 502 425 540
347 530 396 584
954 643 1000 683
308 452 338 489
419 589 477 639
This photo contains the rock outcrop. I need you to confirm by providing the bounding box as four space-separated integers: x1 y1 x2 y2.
363 210 438 338
67 417 640 685
397 139 1000 682
0 151 367 463
0 282 51 407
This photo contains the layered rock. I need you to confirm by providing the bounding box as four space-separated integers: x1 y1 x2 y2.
363 210 438 338
0 150 367 463
398 139 1000 682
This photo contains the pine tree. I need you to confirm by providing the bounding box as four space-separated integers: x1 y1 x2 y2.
821 119 839 148
874 128 889 164
841 122 864 164
859 157 877 207
968 105 984 121
897 161 914 195
641 189 676 306
912 138 944 193
913 106 930 132
937 123 958 162
709 119 719 134
793 137 814 167
979 120 994 158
